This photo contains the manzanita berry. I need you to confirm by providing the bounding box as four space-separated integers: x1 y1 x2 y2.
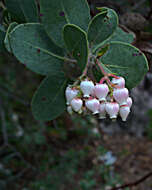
85 98 100 114
80 79 94 98
65 86 78 105
94 83 109 101
105 102 119 119
71 98 83 113
113 88 129 106
119 106 130 121
111 77 125 88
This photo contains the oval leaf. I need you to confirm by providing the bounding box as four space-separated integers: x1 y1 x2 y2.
32 73 67 121
5 0 39 23
9 23 64 75
63 24 89 72
40 0 91 47
100 42 149 89
4 22 18 53
88 8 118 47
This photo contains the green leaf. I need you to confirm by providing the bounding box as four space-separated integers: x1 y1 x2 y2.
9 23 64 75
0 25 6 52
100 42 149 89
4 22 18 53
40 0 91 47
63 24 89 72
32 73 67 121
94 27 135 53
88 8 118 47
5 0 39 23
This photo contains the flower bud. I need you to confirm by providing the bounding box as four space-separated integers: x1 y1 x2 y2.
113 88 129 106
111 77 125 88
80 80 94 98
94 83 109 101
127 97 132 108
105 102 119 119
65 86 78 105
99 102 106 119
85 98 100 114
71 98 83 112
119 106 130 121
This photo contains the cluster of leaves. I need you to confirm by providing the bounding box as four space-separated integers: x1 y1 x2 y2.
0 0 149 122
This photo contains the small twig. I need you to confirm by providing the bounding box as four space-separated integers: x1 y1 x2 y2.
110 172 152 190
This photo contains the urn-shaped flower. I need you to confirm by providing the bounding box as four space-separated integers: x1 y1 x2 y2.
127 97 132 108
105 102 119 119
71 98 83 113
111 77 125 88
94 83 109 101
80 80 94 98
65 86 78 105
85 98 100 114
119 106 130 121
113 88 129 106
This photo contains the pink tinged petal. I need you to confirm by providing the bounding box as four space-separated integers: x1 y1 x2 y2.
65 86 78 105
99 103 106 119
71 98 83 112
85 98 100 114
113 88 129 106
119 106 130 121
105 102 119 119
111 77 125 88
127 97 132 108
94 83 109 101
80 80 94 98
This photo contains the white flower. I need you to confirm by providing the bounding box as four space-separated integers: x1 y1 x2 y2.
105 102 119 119
127 97 132 108
71 98 83 112
94 83 109 101
119 106 130 121
80 80 94 98
85 98 100 114
111 77 125 88
113 88 129 106
65 86 78 105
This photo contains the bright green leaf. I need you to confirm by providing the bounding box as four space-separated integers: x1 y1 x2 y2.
40 0 91 47
88 8 118 47
63 24 89 72
9 23 64 75
32 73 67 121
100 42 149 89
5 0 39 23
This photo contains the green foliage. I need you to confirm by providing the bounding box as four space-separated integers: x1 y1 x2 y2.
100 41 148 89
63 24 89 71
32 73 67 121
8 23 64 75
5 0 39 23
88 8 118 47
0 25 6 52
40 0 91 47
1 0 149 121
4 22 18 53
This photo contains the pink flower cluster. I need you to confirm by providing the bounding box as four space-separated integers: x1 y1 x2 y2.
65 77 132 121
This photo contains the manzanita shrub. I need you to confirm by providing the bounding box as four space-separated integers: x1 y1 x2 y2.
1 0 149 121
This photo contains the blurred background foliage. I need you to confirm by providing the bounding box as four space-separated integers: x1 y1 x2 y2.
0 0 152 189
